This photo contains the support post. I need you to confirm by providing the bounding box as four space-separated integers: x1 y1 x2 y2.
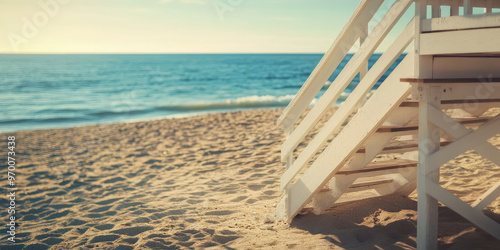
417 85 441 250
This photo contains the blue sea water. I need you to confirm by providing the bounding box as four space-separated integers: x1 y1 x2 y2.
0 54 405 133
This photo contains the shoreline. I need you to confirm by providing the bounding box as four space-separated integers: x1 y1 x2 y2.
1 108 499 249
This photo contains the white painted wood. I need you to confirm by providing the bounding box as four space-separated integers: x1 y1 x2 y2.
439 82 500 100
427 180 500 240
382 107 418 127
420 28 500 55
280 52 415 191
433 56 500 78
450 0 459 16
282 0 412 160
417 85 441 250
284 53 414 222
421 13 500 32
438 0 500 8
277 0 384 131
472 181 500 210
310 133 395 213
464 0 473 15
280 19 415 163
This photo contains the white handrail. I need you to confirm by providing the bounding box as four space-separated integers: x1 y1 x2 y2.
281 0 413 162
276 0 384 132
280 18 416 191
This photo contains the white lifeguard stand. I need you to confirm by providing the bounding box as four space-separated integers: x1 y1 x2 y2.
275 0 500 249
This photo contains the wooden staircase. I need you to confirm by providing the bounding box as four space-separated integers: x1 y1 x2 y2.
275 0 500 249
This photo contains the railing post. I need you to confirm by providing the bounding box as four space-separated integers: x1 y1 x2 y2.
431 1 441 18
485 0 493 13
450 0 459 16
464 0 472 15
358 25 369 108
417 85 441 250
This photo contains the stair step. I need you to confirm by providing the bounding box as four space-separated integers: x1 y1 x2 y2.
356 140 452 154
400 99 500 108
400 78 500 83
336 159 417 178
377 116 494 133
320 177 394 193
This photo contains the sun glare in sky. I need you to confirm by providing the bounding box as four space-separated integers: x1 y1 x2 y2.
1 0 415 54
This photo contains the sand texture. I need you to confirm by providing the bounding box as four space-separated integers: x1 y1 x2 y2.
1 108 499 249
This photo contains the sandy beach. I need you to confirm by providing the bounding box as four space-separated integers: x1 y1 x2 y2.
1 108 499 249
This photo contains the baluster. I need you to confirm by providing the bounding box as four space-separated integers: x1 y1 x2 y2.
485 0 493 13
432 0 441 18
450 0 459 16
464 0 472 15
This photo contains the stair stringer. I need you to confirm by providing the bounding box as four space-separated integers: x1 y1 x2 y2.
277 52 416 223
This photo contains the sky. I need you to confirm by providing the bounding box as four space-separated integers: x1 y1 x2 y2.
0 0 417 54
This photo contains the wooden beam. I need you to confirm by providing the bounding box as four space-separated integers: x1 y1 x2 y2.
420 28 500 55
427 180 500 240
472 181 500 210
450 0 459 16
277 0 384 131
464 0 473 15
417 85 441 250
421 13 500 33
401 78 500 83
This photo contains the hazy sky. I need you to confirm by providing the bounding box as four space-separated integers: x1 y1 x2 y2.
1 0 415 53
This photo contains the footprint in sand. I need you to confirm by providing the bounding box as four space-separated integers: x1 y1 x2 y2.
111 226 154 236
205 210 234 216
230 196 247 202
90 234 121 243
248 184 265 191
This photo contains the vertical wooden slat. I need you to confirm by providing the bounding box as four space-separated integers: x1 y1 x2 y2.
450 0 459 16
485 0 493 13
359 25 369 82
414 0 427 78
431 0 441 18
464 0 472 15
417 85 441 250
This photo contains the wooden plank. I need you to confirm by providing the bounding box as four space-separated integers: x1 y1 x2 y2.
432 1 441 18
438 0 500 8
281 0 412 157
376 116 492 133
401 78 500 83
420 28 500 55
277 0 384 131
464 0 473 15
427 180 500 240
320 177 394 193
472 181 500 210
280 18 415 162
283 53 414 222
450 0 459 16
400 99 500 107
356 140 452 154
485 0 493 13
421 13 500 32
336 159 417 176
417 84 441 250
432 56 500 78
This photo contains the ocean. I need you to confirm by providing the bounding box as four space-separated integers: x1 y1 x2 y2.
0 54 405 133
